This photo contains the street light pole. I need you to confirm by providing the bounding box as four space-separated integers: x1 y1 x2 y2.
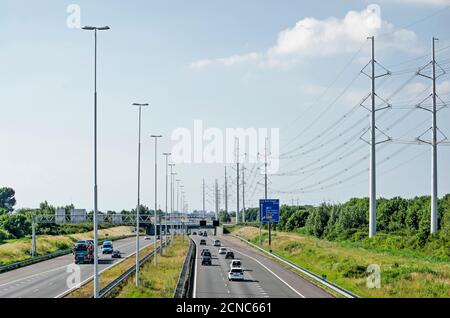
163 153 171 255
169 164 175 249
132 103 148 287
151 135 162 266
82 25 110 299
176 180 181 213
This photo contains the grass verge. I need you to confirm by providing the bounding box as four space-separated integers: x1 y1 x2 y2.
231 226 450 298
115 236 189 298
0 226 135 266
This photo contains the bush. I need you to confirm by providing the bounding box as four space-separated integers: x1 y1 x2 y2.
0 228 12 242
0 213 31 238
275 195 450 259
305 204 330 238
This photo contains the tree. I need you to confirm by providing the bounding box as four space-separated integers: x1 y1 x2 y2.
305 204 331 238
219 211 231 223
244 208 259 222
39 201 55 213
285 209 310 232
0 213 31 238
0 187 16 212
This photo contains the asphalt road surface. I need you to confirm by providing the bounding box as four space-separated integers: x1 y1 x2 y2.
192 233 333 299
0 236 153 298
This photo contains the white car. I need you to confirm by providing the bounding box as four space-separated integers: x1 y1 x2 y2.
230 259 242 270
219 247 227 255
228 268 244 281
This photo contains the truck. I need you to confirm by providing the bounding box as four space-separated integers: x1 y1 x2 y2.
73 240 94 264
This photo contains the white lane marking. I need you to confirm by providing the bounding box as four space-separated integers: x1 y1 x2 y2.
0 237 145 291
226 245 306 298
0 265 67 289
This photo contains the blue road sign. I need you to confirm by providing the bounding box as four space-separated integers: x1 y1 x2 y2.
260 199 280 223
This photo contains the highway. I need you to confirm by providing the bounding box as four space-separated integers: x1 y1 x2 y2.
192 233 333 299
0 236 153 298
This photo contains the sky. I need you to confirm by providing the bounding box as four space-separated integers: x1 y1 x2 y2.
1 0 450 212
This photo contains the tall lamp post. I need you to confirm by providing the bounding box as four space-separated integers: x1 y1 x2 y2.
180 185 185 237
132 103 149 287
169 163 176 247
151 135 162 266
82 25 110 299
162 153 172 255
170 169 177 244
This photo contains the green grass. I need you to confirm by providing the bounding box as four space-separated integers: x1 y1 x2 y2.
116 237 189 298
232 226 450 298
0 226 135 265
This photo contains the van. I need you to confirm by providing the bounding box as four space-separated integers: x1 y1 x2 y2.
102 241 113 254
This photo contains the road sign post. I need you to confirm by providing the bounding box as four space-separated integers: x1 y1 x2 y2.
260 199 280 252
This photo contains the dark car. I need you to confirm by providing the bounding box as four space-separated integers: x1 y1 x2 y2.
193 232 197 235
203 231 208 237
198 232 204 236
201 249 210 256
201 255 212 266
112 250 122 259
200 239 207 245
225 251 235 259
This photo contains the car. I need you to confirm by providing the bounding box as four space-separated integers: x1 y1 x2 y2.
201 249 210 256
144 236 152 240
200 239 207 246
198 232 204 236
228 268 244 281
112 250 122 259
219 247 227 255
193 232 197 235
102 241 113 254
86 240 94 246
203 231 208 237
230 259 242 270
225 251 235 259
201 255 212 266
213 240 221 247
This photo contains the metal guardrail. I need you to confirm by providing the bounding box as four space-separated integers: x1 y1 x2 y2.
173 237 196 298
0 235 135 275
231 234 359 299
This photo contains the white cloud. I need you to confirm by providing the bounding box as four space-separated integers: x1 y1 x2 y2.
438 80 450 95
190 52 261 69
190 59 213 69
191 5 420 69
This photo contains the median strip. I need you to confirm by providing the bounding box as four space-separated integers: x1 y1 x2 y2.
114 236 189 298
